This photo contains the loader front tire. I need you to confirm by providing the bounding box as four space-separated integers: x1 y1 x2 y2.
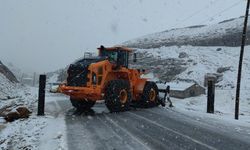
140 81 159 108
104 80 131 112
70 98 95 110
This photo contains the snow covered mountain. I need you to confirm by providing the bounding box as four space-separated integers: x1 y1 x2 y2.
123 16 250 86
124 16 250 121
123 16 249 49
134 46 250 88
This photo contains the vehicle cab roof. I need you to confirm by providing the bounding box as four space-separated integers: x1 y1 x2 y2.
97 45 133 52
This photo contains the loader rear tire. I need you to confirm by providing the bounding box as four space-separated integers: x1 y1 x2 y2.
104 80 131 112
70 98 95 110
140 81 159 108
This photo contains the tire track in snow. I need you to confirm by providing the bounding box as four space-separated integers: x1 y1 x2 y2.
128 111 217 150
131 108 250 150
103 114 152 150
104 113 186 150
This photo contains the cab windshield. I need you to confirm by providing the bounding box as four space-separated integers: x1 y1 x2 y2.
99 50 128 67
99 50 118 62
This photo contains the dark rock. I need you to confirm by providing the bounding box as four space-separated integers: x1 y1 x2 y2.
217 66 231 73
216 48 222 51
16 106 31 118
2 106 31 122
4 111 20 122
187 71 193 75
178 52 188 58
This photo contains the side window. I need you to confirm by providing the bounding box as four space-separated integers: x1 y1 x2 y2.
118 51 128 67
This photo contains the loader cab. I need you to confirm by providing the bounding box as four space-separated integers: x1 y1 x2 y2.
98 45 132 68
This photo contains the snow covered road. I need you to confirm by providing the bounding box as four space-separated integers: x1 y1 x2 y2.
44 95 250 150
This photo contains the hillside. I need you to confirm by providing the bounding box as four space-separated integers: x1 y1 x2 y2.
123 16 249 49
0 64 43 150
0 61 18 83
124 16 250 122
123 16 250 88
0 61 20 99
134 46 249 87
0 61 34 107
145 46 250 121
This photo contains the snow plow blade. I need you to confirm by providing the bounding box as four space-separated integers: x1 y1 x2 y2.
58 84 102 100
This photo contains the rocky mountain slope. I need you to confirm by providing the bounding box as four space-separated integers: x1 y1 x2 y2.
0 62 43 149
0 61 34 113
0 61 18 83
123 16 249 49
0 61 20 100
133 46 250 88
125 19 250 122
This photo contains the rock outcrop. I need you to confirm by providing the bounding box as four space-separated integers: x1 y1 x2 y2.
0 61 18 83
0 106 31 122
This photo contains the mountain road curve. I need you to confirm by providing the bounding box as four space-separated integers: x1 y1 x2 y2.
45 95 250 150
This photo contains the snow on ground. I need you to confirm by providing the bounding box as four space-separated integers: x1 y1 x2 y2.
0 116 47 150
1 44 249 149
38 93 68 150
171 89 250 126
39 115 67 150
0 75 37 113
142 45 250 124
0 84 44 149
0 72 68 150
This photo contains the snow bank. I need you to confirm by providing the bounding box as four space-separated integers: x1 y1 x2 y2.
0 74 46 149
172 89 250 126
0 87 69 150
0 116 47 150
38 94 69 150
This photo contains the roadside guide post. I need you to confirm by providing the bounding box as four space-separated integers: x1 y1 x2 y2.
38 75 46 116
207 79 215 113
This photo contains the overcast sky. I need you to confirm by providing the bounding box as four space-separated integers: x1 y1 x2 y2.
0 0 246 73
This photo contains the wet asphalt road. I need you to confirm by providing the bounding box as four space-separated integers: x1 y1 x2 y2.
51 97 250 150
